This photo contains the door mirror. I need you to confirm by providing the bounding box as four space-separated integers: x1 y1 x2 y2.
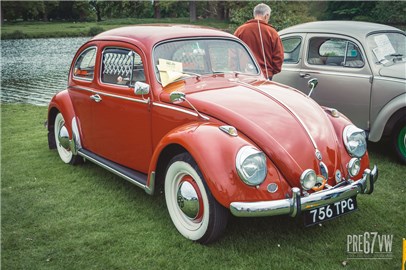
134 81 150 96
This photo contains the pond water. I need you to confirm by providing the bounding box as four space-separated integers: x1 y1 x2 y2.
1 37 90 106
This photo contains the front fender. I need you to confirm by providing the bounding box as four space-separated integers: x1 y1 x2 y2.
47 90 79 146
148 122 289 209
369 93 406 142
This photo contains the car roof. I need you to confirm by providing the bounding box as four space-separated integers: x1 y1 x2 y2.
279 21 404 40
92 24 236 46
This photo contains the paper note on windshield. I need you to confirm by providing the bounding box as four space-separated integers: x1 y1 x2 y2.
373 34 396 61
157 59 188 87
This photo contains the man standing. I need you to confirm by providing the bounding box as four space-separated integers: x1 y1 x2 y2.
234 3 284 80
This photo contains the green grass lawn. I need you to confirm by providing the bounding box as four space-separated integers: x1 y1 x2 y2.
1 104 405 269
1 18 233 39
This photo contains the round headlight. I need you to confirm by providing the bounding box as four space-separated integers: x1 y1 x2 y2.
348 158 361 177
300 169 317 190
343 125 367 158
236 146 267 186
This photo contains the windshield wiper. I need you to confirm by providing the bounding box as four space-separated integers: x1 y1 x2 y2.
211 70 257 77
181 71 202 79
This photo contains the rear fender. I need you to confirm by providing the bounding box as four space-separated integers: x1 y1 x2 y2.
369 94 406 142
148 122 289 208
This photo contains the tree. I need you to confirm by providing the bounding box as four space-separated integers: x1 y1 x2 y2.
153 0 161 19
189 1 197 22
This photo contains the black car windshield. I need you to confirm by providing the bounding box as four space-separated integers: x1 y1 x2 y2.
367 32 406 66
153 38 259 86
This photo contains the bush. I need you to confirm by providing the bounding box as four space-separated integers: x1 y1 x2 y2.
88 26 104 36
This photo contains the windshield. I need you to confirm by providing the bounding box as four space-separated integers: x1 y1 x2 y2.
367 32 406 66
153 39 259 86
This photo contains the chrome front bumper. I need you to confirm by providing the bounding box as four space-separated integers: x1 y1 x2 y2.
230 166 378 218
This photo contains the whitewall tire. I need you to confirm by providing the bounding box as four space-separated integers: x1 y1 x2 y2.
165 153 228 244
54 113 81 165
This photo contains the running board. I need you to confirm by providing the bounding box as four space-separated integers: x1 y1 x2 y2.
77 149 155 195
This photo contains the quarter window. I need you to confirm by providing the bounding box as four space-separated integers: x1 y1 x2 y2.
308 38 364 68
101 48 145 86
282 37 302 63
73 47 96 80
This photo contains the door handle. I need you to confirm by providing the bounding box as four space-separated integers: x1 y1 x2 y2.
299 73 311 79
90 94 102 103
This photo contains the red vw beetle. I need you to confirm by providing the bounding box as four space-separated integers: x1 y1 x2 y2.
47 25 378 244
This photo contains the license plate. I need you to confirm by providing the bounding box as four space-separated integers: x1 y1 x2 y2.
304 197 357 226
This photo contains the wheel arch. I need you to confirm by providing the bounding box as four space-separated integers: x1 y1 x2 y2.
47 90 78 149
154 143 188 193
382 107 406 138
147 122 287 209
369 94 406 142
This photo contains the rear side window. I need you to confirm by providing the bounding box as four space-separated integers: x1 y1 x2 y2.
101 48 145 86
308 38 364 68
73 47 96 80
282 37 302 63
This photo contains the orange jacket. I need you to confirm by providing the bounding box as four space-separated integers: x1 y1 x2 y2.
235 19 284 78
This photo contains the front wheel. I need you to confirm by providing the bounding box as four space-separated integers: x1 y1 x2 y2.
54 113 82 165
392 120 406 164
164 153 228 244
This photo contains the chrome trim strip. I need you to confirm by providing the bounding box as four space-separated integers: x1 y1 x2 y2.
145 171 155 195
298 69 371 79
152 102 199 117
237 81 319 150
373 76 405 83
230 166 378 218
78 150 147 190
70 85 149 104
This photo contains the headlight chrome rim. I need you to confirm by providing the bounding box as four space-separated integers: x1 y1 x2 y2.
347 158 361 177
343 125 367 158
236 146 267 186
300 169 317 190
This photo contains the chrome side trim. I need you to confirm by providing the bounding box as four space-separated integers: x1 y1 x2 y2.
373 76 405 83
70 85 149 104
230 166 378 217
152 102 199 117
78 150 146 191
298 69 371 79
145 171 155 195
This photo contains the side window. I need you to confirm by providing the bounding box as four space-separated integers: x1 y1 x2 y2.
73 47 96 80
282 37 302 63
101 48 145 86
308 38 364 68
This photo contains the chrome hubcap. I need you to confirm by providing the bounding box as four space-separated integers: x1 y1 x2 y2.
177 180 200 220
58 124 70 150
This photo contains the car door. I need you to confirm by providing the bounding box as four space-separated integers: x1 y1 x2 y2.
274 34 306 89
276 33 373 130
89 42 152 173
69 44 98 148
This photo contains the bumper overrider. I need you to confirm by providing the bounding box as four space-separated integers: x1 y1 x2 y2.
230 166 378 218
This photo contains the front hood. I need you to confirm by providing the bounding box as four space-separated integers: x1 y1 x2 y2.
162 78 342 188
379 62 406 80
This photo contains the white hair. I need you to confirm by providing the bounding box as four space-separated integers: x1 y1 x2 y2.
253 3 272 17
